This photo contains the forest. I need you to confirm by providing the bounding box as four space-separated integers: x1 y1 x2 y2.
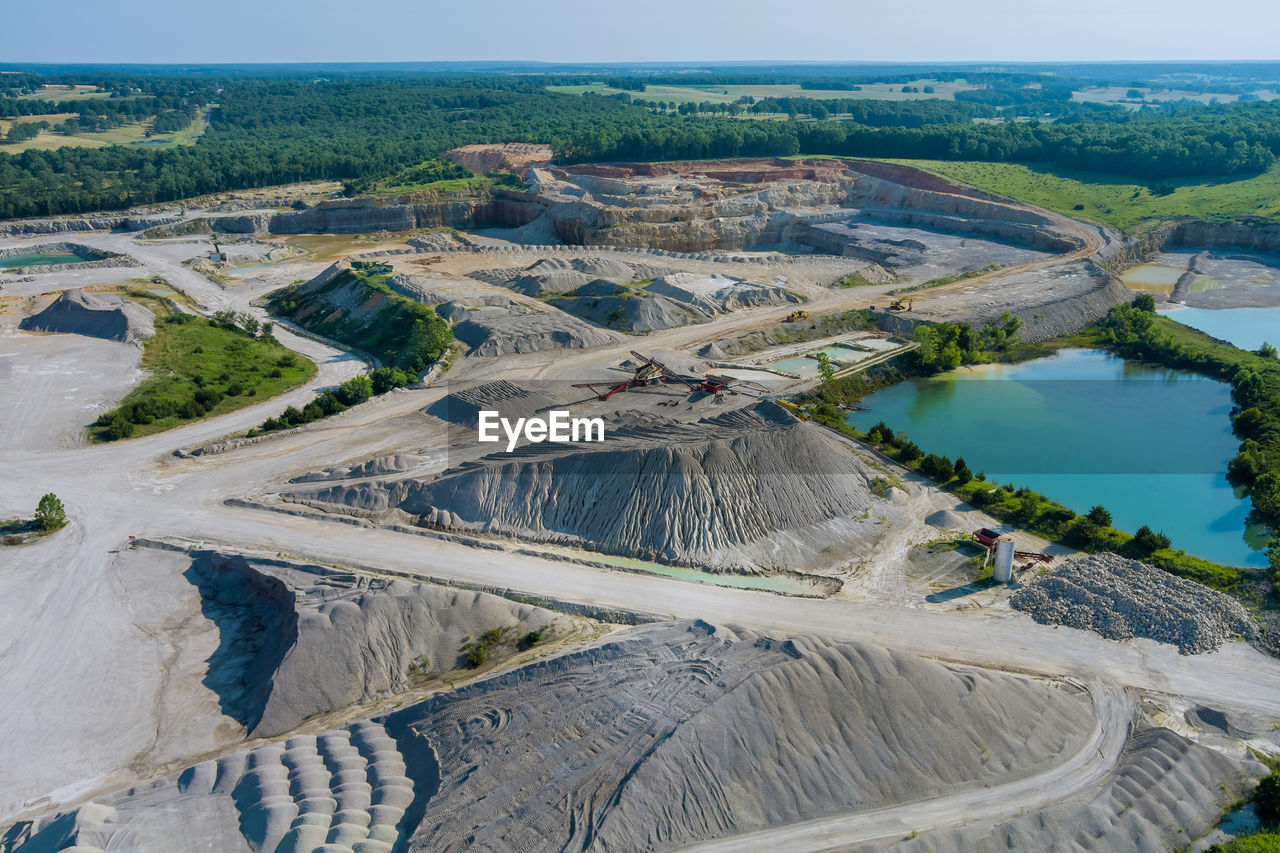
2 72 1280 218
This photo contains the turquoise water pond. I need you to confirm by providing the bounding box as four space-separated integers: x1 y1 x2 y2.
850 348 1268 567
1162 305 1280 352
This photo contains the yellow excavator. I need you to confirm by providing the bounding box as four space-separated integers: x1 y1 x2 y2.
888 297 914 311
784 309 810 323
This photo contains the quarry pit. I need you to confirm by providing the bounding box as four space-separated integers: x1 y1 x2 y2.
4 154 1280 853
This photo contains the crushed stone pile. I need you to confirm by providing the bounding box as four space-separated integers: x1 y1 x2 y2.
185 551 556 739
452 311 615 357
292 453 425 483
647 271 801 313
925 508 968 529
549 282 712 332
424 379 556 428
294 402 887 573
19 288 155 343
10 622 1094 853
1010 553 1253 654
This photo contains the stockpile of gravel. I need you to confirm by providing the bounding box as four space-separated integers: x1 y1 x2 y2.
19 288 155 343
1011 553 1253 654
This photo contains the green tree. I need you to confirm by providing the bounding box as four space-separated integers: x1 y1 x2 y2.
815 351 836 386
1132 292 1157 313
1130 524 1172 555
1258 342 1278 360
1256 773 1280 823
1086 505 1113 527
954 457 973 484
35 493 67 532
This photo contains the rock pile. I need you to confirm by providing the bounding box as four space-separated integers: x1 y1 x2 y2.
295 402 889 573
20 289 155 343
425 379 555 428
1011 553 1253 654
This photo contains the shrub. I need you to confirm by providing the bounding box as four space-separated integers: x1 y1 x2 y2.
1257 774 1280 823
35 493 67 532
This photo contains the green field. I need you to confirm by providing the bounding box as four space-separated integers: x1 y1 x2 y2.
876 158 1280 232
0 109 206 154
91 290 316 441
15 84 112 101
547 80 971 104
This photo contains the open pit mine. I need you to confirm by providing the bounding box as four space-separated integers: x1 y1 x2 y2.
3 150 1280 853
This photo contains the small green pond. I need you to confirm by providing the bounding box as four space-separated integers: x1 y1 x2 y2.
0 252 87 269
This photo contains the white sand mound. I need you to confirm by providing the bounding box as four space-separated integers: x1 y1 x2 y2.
884 727 1262 853
19 289 154 343
452 312 615 357
925 508 968 529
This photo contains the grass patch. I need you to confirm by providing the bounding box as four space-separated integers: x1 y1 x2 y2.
1208 833 1280 853
344 157 521 198
835 272 877 288
891 263 1003 294
874 158 1280 232
0 518 54 547
91 296 316 441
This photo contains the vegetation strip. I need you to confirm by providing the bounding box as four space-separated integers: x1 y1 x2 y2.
93 293 315 441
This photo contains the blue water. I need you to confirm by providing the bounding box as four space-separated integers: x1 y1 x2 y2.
850 348 1267 567
1162 305 1280 352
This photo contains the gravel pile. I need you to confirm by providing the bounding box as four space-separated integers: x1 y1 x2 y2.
1011 553 1253 654
20 288 155 343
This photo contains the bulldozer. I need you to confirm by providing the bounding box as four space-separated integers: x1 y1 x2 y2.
888 297 914 311
784 309 810 323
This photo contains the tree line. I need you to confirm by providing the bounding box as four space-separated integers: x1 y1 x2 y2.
4 75 1280 220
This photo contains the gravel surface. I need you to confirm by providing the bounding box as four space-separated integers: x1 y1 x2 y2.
1011 553 1254 654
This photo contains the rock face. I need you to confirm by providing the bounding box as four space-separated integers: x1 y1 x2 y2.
0 214 178 236
1011 553 1254 654
530 159 1085 255
19 289 155 343
265 195 543 235
443 142 552 175
7 623 1096 853
1169 219 1280 254
185 551 557 739
294 403 887 573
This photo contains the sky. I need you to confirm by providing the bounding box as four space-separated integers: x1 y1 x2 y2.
5 0 1280 65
